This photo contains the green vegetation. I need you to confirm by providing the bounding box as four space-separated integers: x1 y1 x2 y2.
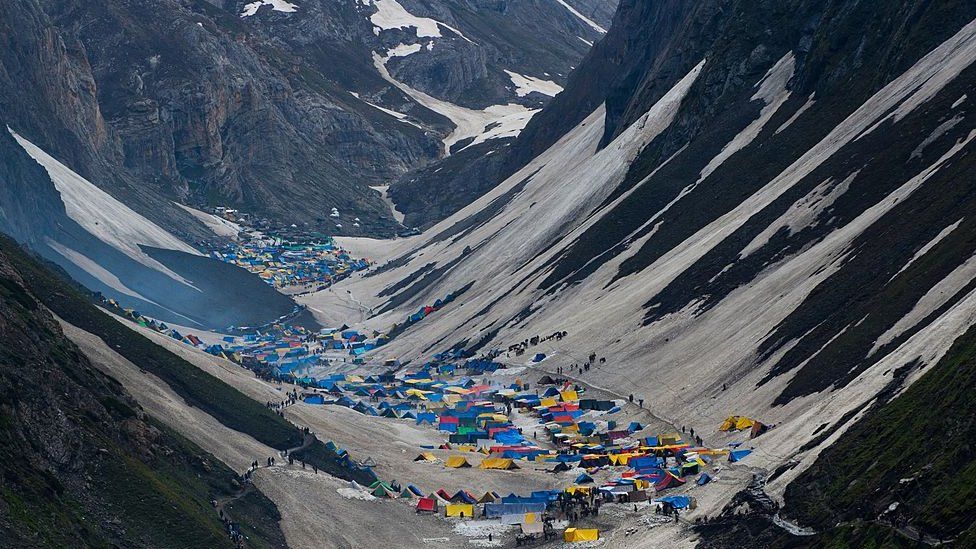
783 324 976 543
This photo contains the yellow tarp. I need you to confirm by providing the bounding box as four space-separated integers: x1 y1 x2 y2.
445 456 472 468
560 390 579 402
445 504 474 518
564 528 599 542
540 397 558 407
405 388 429 400
479 458 520 470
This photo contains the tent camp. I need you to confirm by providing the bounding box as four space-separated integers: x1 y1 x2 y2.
479 458 520 470
445 456 472 468
564 528 599 542
445 503 474 518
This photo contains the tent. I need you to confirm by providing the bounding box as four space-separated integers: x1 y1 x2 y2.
750 421 769 439
416 497 438 513
445 456 472 468
654 471 686 491
414 452 438 463
564 528 599 542
479 458 520 470
719 415 759 432
696 472 712 486
407 484 425 497
369 481 397 498
729 449 752 462
575 473 594 484
477 491 499 504
399 488 415 498
656 495 692 509
445 504 474 518
451 490 478 504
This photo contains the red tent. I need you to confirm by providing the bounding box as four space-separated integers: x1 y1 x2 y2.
654 472 686 492
416 497 437 513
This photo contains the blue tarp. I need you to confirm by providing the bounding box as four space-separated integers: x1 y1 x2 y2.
656 495 692 509
483 503 546 518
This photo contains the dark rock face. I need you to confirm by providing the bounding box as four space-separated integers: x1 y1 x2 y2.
0 0 615 237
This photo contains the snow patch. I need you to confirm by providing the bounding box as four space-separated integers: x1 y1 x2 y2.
504 70 564 97
775 93 816 135
554 0 606 33
372 53 538 154
240 0 297 17
369 0 471 42
699 52 795 182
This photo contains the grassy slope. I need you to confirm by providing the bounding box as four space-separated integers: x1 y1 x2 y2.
782 323 976 544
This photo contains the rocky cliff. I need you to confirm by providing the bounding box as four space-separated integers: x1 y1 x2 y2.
0 0 615 238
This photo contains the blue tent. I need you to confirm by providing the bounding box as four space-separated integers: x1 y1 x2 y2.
656 495 692 509
729 449 752 462
531 353 546 363
696 472 712 486
304 395 325 405
575 473 594 484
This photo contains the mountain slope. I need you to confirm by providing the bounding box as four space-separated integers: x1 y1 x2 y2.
0 0 614 238
0 236 286 548
316 0 976 533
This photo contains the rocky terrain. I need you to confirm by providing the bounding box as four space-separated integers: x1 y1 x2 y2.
0 0 614 238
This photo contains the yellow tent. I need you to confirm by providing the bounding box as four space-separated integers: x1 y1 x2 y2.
479 458 520 470
405 388 429 400
346 375 365 383
445 456 472 468
445 504 474 518
659 433 682 445
719 416 758 431
564 528 599 542
560 390 579 402
540 397 558 407
414 452 438 462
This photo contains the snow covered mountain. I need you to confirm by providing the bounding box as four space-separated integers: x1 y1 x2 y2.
314 1 976 541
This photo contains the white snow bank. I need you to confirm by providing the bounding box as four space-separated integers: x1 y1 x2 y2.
9 128 200 284
369 0 471 42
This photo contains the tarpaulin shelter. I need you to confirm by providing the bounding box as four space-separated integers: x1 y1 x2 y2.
564 528 599 542
697 472 712 486
656 495 692 509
